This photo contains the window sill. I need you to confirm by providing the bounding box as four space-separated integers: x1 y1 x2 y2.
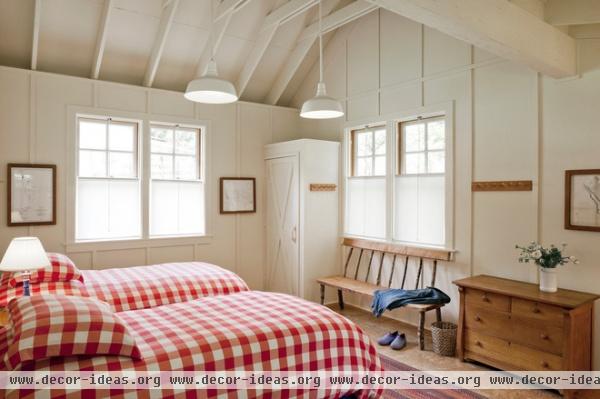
65 235 213 253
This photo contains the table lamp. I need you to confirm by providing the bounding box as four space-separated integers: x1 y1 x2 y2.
0 237 50 296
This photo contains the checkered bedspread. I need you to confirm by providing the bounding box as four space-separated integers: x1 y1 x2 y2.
4 291 382 399
1 262 249 312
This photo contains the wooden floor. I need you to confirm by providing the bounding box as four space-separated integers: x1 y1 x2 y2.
327 303 560 399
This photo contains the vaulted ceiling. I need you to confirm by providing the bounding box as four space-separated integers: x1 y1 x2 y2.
1 0 598 108
0 0 374 106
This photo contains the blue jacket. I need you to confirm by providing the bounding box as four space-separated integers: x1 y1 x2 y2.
371 287 451 317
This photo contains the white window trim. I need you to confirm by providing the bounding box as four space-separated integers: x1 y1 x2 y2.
341 101 455 251
66 106 212 252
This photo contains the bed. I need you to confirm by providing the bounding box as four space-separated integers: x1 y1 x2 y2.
0 291 382 399
0 260 249 312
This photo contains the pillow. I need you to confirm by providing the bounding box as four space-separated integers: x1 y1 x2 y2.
9 253 84 287
3 295 141 370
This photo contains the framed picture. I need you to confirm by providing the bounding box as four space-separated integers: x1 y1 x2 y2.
7 163 56 226
565 169 600 232
220 177 256 214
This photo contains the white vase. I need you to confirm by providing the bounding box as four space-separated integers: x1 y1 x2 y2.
539 267 558 293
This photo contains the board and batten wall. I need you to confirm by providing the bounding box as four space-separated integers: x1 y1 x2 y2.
292 9 600 368
0 65 303 290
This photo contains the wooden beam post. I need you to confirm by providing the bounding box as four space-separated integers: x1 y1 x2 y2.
143 0 180 87
91 0 114 79
31 0 42 71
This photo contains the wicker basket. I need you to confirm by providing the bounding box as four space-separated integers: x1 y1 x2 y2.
431 321 457 357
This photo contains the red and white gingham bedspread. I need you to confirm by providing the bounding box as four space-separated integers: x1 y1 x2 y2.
1 262 249 312
6 291 382 399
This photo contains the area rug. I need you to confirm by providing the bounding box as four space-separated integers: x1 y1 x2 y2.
379 354 487 399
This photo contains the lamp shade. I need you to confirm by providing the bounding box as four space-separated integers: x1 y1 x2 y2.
184 60 238 104
300 82 344 119
0 237 50 272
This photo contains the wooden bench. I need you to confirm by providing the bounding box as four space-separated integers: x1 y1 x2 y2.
317 237 453 350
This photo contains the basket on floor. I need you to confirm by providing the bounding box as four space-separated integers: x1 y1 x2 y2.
431 321 457 357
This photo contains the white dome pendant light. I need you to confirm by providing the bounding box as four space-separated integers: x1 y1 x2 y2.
184 1 238 104
300 0 344 119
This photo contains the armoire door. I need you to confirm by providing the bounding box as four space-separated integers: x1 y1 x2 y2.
265 155 299 296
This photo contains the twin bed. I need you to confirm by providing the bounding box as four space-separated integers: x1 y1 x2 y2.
0 255 382 399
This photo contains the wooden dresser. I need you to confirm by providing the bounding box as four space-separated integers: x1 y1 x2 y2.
454 275 599 398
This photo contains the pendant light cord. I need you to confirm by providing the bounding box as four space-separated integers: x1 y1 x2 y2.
318 0 323 83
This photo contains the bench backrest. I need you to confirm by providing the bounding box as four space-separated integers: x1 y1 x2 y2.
341 237 453 289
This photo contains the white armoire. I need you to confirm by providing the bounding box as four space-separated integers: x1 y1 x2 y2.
264 139 340 303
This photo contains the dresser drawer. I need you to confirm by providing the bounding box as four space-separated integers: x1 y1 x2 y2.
512 298 565 326
464 307 511 337
465 288 510 312
510 315 563 355
465 330 563 371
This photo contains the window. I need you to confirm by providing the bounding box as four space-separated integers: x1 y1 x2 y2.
76 118 141 241
351 127 386 176
344 112 451 248
150 124 205 237
75 115 206 243
346 126 387 239
399 117 445 175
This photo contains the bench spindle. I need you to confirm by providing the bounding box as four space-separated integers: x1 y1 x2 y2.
365 250 375 282
354 249 364 280
401 256 409 289
415 257 423 290
387 254 397 288
376 253 385 286
430 260 438 287
343 247 354 278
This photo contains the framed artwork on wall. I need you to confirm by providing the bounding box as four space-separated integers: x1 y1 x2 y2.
7 163 57 226
220 177 256 214
565 169 600 232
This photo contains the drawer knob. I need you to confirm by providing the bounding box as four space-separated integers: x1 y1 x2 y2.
482 294 490 303
541 361 549 368
532 307 541 314
540 333 549 340
476 341 482 347
475 315 481 322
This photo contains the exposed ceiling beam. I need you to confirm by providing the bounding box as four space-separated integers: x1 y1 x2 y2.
366 0 576 79
31 0 42 70
193 0 248 78
143 0 180 87
265 0 377 105
236 0 319 98
545 0 600 26
91 0 114 79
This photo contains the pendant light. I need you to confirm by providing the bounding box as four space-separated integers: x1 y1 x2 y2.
184 0 238 104
300 0 344 119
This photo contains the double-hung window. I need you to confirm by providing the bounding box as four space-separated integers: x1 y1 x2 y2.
76 118 141 241
345 126 387 239
75 115 206 243
150 124 205 237
344 113 450 248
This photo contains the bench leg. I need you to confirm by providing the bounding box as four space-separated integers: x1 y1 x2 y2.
436 308 442 322
337 289 344 310
320 284 325 305
418 311 426 350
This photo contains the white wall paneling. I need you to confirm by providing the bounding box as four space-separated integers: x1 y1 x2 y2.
0 66 302 289
291 8 600 369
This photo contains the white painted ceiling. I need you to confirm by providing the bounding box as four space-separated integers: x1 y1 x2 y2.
0 0 349 106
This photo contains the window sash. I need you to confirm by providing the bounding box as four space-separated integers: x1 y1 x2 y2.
150 125 201 181
350 126 386 177
77 118 139 179
399 116 445 176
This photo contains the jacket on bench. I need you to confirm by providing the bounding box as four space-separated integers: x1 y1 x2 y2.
371 287 451 317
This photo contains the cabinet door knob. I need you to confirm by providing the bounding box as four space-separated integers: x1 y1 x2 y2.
540 333 549 340
474 315 481 322
541 361 549 368
476 341 482 347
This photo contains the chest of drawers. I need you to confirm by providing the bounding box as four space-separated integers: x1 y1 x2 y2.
454 275 599 398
